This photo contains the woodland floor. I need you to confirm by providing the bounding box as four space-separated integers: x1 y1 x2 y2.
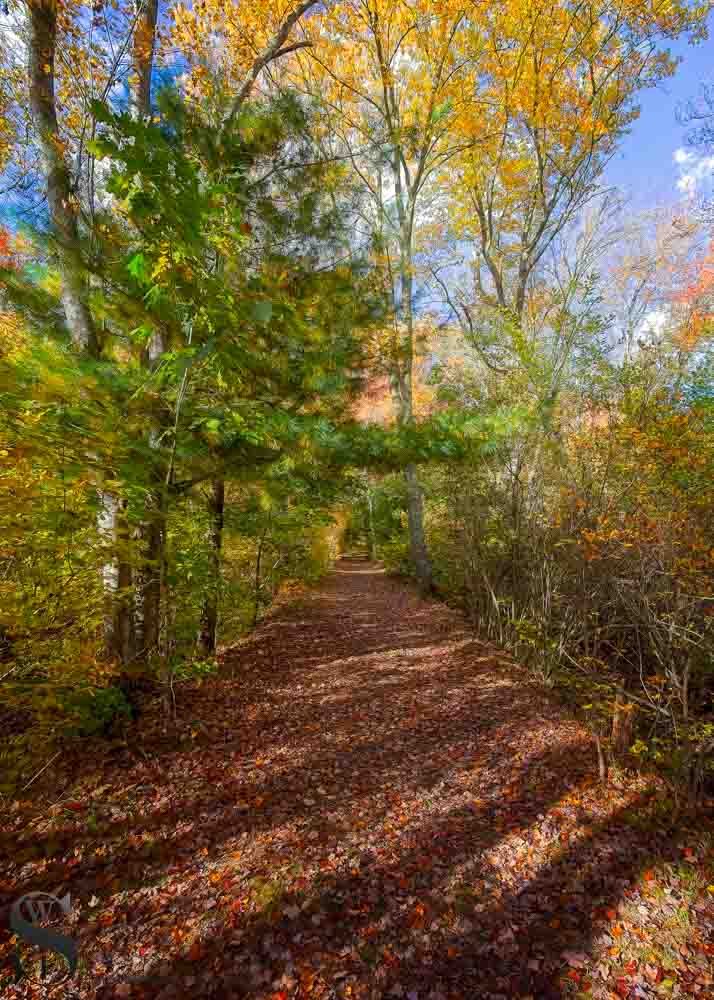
1 558 713 1000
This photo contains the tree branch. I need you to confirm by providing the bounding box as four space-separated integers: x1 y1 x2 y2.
225 0 319 129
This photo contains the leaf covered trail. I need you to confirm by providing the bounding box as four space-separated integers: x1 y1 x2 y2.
2 559 713 999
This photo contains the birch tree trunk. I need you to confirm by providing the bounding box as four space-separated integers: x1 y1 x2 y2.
27 0 99 356
138 475 166 660
114 500 135 663
392 213 433 595
26 0 144 663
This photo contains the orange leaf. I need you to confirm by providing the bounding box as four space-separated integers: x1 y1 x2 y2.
300 970 315 991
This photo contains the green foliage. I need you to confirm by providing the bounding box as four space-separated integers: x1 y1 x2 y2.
0 86 386 794
57 684 133 738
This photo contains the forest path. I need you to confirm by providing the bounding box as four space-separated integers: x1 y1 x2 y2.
2 559 712 999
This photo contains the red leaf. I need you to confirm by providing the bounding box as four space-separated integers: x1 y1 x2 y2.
615 977 630 998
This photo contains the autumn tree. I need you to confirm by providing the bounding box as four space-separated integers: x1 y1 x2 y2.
26 0 99 353
270 0 492 593
435 0 706 349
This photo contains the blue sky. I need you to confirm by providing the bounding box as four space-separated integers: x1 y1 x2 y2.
605 15 714 208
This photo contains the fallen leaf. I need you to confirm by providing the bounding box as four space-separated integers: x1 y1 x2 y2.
562 950 588 968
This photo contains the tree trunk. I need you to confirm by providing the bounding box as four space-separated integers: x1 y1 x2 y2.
114 500 135 664
389 212 433 594
130 0 159 119
98 492 119 654
97 492 135 663
140 500 165 659
127 0 169 658
405 463 432 593
252 527 268 627
595 731 608 784
611 686 635 756
366 481 378 561
27 0 99 356
198 479 225 656
26 0 148 669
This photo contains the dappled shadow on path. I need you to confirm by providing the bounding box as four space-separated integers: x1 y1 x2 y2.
1 560 708 999
120 780 673 1000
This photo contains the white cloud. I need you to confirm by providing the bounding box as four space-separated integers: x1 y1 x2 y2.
673 147 714 196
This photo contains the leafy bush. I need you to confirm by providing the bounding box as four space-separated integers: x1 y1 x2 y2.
350 339 713 801
58 684 133 737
